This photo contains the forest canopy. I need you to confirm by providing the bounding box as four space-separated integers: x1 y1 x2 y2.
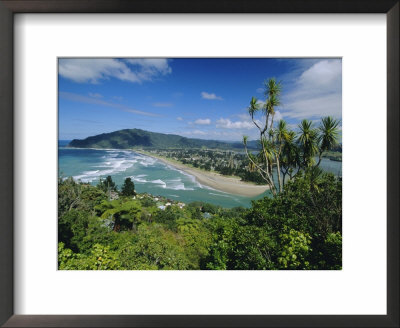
58 171 342 270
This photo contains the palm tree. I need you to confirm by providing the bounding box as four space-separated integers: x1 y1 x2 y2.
248 96 260 116
264 78 282 99
263 79 282 131
243 135 276 194
244 78 282 195
316 116 340 166
280 130 300 184
259 137 275 171
248 97 262 130
275 120 288 191
307 166 324 193
297 119 319 168
247 160 256 172
276 120 288 143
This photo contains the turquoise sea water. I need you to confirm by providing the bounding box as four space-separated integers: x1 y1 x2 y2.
58 141 341 208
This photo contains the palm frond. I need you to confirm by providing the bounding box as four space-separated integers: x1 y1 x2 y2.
318 116 340 152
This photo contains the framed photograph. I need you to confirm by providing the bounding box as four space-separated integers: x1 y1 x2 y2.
1 1 398 327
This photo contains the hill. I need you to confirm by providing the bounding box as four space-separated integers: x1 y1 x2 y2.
68 128 259 150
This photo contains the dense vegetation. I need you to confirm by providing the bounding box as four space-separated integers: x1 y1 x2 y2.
58 171 342 270
68 128 258 150
243 78 341 196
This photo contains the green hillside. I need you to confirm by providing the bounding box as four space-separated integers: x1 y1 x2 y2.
68 128 257 150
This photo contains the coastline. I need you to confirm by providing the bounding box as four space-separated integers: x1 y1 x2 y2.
135 150 269 197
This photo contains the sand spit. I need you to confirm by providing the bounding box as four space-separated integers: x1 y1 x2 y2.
135 150 269 197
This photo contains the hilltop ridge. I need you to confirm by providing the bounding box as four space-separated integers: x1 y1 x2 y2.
68 128 258 150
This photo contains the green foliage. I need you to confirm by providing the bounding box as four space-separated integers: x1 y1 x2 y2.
97 176 117 193
58 177 85 217
314 232 342 270
121 177 136 197
277 227 312 269
58 209 89 252
81 186 107 206
139 197 156 207
318 116 340 153
116 225 190 270
204 217 275 270
176 218 212 269
58 170 341 270
204 217 237 270
79 216 118 253
297 119 319 167
245 172 342 269
244 77 341 194
152 206 182 230
98 199 142 231
58 242 119 270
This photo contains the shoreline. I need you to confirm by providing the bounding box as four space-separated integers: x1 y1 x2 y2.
135 150 269 197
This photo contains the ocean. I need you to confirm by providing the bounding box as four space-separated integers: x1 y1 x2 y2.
58 140 341 208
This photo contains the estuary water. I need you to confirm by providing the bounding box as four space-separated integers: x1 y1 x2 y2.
58 141 341 208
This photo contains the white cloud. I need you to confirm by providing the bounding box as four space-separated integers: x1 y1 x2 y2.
274 110 283 122
194 118 211 125
298 60 341 92
237 113 250 121
59 58 172 84
256 87 264 94
59 91 160 117
256 99 265 107
182 129 207 136
180 129 258 142
238 110 282 128
59 59 137 83
152 102 173 107
281 59 342 119
88 92 103 98
216 118 254 129
176 117 183 121
283 94 341 119
125 59 172 76
201 91 223 100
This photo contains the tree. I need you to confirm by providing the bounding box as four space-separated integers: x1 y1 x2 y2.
121 177 136 197
117 224 191 270
316 116 340 166
97 176 117 193
244 171 342 269
58 209 89 252
58 242 119 270
275 119 289 191
280 130 300 185
58 177 83 217
243 78 283 195
297 119 319 168
97 176 117 200
277 227 312 269
243 77 341 194
97 199 142 231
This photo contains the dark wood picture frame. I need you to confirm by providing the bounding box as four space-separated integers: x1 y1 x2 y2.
0 1 398 327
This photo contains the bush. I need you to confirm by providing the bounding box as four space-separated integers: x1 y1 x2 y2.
58 172 342 270
121 177 136 197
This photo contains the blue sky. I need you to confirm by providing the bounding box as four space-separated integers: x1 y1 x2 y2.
58 58 342 141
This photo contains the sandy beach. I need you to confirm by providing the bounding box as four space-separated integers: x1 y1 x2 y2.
135 150 269 197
